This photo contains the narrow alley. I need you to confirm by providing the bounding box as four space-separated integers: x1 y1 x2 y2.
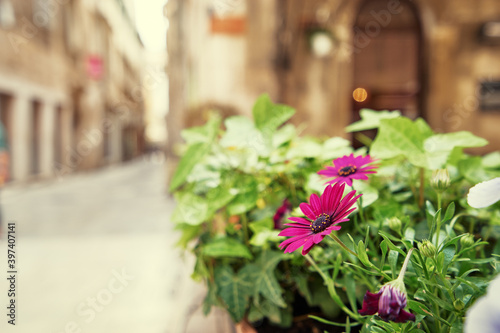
0 158 233 333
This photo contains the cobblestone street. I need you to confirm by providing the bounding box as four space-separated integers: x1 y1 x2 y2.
0 158 233 333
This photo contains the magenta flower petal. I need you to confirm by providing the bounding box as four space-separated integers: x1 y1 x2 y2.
318 154 378 186
299 203 316 220
286 217 311 225
310 194 322 215
358 291 381 316
394 309 416 323
301 240 315 255
359 285 415 323
278 227 310 237
284 235 311 253
278 185 361 255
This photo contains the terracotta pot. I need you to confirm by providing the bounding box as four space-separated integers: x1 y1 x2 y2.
235 318 257 333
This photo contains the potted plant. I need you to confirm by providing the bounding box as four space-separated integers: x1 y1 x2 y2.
170 96 500 332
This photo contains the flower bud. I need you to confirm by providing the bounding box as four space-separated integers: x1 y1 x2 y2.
454 299 465 311
359 249 415 323
431 169 450 192
460 233 475 248
387 217 402 233
418 240 436 258
359 283 415 323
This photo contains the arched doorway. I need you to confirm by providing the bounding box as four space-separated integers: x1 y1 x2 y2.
351 0 424 145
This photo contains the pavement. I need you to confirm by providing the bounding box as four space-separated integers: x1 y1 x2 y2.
0 157 234 333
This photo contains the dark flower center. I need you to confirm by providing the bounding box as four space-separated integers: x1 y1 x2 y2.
338 164 357 176
311 213 332 233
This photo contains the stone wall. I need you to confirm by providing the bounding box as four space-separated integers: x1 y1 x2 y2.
167 0 500 153
0 0 146 182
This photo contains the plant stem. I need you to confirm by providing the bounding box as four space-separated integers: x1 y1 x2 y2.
329 234 357 257
419 168 425 208
397 248 414 281
304 253 329 282
329 234 392 281
434 193 442 248
352 185 366 226
304 254 360 320
241 214 249 246
415 250 430 281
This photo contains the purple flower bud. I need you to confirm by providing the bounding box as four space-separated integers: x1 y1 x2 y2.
359 284 415 323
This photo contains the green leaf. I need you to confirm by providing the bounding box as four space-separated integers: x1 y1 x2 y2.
370 318 396 332
357 240 372 267
443 202 455 223
227 178 258 215
181 114 221 144
170 142 211 191
424 131 488 169
286 137 323 159
204 187 236 215
247 303 264 323
378 231 406 256
306 173 328 194
272 123 296 148
458 156 490 183
202 237 253 259
415 118 434 138
192 255 210 281
249 218 273 234
345 109 401 132
241 251 287 307
322 137 353 160
252 94 295 133
309 315 349 327
370 117 433 168
175 223 202 248
294 275 313 304
414 289 454 311
344 273 358 312
249 218 282 247
450 321 463 333
483 151 500 169
388 250 400 278
171 192 209 225
219 116 269 157
440 246 456 273
352 179 379 207
407 300 433 317
227 193 258 215
203 282 219 315
215 265 254 322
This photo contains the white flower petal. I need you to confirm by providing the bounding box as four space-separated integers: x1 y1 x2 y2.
465 275 500 333
467 177 500 208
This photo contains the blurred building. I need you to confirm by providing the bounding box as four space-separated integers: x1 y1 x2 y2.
167 0 500 154
0 0 145 182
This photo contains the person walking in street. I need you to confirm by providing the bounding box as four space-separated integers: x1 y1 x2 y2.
0 121 9 234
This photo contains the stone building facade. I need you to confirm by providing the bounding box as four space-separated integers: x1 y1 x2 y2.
167 0 500 155
0 0 145 182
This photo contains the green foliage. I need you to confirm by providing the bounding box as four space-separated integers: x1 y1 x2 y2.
215 265 254 321
170 102 500 332
345 109 401 132
202 237 253 259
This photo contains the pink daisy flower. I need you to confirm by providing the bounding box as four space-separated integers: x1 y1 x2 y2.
278 183 361 255
318 153 377 187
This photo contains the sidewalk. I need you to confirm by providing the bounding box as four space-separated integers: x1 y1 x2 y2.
0 158 234 333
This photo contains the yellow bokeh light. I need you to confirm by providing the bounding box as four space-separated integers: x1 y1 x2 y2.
353 88 368 102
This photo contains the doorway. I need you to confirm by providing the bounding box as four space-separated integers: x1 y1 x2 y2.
351 0 424 145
